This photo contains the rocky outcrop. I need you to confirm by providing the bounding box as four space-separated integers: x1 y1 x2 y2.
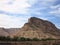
0 17 60 39
0 28 20 37
0 28 9 36
16 17 60 39
6 28 20 37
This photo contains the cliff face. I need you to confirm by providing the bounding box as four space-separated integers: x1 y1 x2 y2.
16 17 60 39
0 17 60 39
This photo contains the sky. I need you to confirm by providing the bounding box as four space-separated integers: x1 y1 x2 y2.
0 0 60 29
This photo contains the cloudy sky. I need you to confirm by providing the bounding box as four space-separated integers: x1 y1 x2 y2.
0 0 60 29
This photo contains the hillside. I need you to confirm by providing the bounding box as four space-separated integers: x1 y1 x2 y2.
0 17 60 39
15 17 60 39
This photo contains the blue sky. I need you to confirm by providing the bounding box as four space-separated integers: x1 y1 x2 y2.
0 0 60 29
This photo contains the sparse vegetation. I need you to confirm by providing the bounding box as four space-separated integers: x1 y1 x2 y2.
0 36 60 45
32 38 40 41
0 36 59 41
0 36 40 41
40 38 56 41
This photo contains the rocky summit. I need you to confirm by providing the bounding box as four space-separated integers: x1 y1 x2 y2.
0 17 60 39
15 17 60 39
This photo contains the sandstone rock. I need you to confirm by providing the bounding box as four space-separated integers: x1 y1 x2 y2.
16 17 60 39
0 28 9 36
0 17 60 39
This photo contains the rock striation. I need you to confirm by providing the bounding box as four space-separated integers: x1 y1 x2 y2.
0 17 60 39
15 17 60 39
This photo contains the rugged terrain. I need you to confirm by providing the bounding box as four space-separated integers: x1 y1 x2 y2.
0 17 60 39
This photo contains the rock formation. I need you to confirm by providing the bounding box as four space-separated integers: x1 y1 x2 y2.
15 17 60 39
0 17 60 39
0 28 9 36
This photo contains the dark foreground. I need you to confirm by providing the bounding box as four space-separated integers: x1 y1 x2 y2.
0 40 60 45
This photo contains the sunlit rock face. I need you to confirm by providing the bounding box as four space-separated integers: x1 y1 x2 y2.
0 17 60 39
15 17 60 39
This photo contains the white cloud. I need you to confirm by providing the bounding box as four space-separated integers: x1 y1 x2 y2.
38 0 55 6
0 0 32 28
28 0 37 5
49 5 60 16
50 5 60 9
0 0 60 28
0 0 31 14
0 14 29 28
28 0 55 7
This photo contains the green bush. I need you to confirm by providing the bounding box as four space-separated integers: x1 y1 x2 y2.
12 36 19 41
32 38 40 41
19 37 26 41
41 38 55 41
0 36 58 41
25 38 32 41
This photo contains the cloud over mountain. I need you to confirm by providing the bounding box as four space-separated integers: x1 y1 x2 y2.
0 0 60 28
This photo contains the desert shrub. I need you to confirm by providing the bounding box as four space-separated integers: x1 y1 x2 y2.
5 36 11 41
19 37 26 41
0 36 58 41
0 36 6 41
46 38 55 40
32 38 40 41
41 38 55 41
41 39 47 41
12 36 18 41
25 38 32 41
